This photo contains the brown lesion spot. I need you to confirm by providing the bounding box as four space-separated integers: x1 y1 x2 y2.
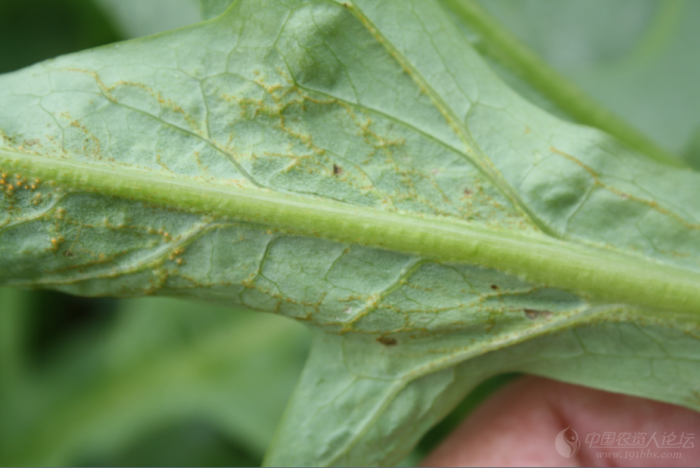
376 336 397 346
333 164 343 175
524 309 553 320
490 284 499 290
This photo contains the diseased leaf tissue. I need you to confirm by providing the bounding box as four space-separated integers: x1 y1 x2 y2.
1 0 699 466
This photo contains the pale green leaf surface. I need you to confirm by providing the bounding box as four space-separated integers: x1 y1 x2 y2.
1 0 699 465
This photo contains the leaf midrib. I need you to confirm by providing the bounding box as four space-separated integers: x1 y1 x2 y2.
2 149 700 315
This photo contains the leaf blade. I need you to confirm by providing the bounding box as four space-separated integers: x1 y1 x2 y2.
1 0 699 466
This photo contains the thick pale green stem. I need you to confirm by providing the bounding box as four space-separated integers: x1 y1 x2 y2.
3 150 699 315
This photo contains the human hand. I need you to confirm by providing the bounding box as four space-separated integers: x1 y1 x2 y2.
424 377 700 467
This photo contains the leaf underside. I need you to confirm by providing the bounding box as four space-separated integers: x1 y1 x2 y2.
1 0 700 466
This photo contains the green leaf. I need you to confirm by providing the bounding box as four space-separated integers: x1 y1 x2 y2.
440 0 684 167
0 0 122 74
0 297 309 466
1 0 699 465
200 0 235 20
465 0 700 159
0 288 31 397
95 0 201 39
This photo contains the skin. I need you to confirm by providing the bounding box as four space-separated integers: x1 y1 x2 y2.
424 377 700 467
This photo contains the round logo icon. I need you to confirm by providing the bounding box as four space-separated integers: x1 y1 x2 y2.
555 426 581 458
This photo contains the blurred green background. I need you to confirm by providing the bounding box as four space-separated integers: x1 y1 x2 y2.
1 0 698 466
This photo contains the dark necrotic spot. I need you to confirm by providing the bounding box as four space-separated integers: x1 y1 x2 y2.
490 284 498 290
377 336 397 346
333 164 343 175
524 309 553 320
